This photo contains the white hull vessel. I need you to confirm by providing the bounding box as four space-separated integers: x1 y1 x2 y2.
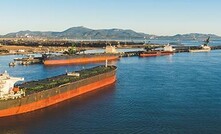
189 47 211 52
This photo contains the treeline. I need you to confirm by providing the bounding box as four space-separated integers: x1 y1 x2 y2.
0 40 144 47
0 49 9 53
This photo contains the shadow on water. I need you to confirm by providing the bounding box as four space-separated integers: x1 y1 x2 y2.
0 83 116 134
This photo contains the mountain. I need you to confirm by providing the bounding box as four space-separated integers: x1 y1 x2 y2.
157 33 221 41
1 26 221 40
4 30 51 38
2 26 152 39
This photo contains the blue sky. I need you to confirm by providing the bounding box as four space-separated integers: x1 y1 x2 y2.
1 0 221 35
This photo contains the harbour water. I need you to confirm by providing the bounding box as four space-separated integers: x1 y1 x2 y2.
1 50 221 134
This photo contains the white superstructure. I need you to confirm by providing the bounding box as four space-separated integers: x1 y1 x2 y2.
0 71 25 100
105 45 117 53
164 44 175 52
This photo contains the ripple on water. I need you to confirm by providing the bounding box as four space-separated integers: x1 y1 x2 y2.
1 51 221 134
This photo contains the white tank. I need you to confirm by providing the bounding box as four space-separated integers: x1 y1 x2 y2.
105 45 117 53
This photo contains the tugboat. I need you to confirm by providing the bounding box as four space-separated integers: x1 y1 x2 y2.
0 71 25 100
189 37 211 52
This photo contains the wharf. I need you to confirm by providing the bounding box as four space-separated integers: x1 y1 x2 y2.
120 45 221 57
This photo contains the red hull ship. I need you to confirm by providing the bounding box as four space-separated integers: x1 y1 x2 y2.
0 66 117 117
139 51 174 57
44 45 120 66
43 54 120 65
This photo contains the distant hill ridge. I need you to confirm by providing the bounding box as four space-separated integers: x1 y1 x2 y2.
1 26 221 40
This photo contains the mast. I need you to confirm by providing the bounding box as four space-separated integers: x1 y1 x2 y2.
204 36 210 46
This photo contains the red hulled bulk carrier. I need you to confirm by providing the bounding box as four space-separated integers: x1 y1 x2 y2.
43 45 120 65
43 53 120 65
0 65 117 117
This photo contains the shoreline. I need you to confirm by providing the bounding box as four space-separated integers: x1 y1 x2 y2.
0 45 145 56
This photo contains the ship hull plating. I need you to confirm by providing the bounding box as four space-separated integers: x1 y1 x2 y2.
140 51 173 57
44 55 119 65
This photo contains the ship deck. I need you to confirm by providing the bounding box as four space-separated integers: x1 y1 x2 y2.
19 65 116 95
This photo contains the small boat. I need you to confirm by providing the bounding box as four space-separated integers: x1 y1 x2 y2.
9 62 16 66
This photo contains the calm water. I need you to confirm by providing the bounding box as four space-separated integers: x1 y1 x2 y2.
1 51 221 134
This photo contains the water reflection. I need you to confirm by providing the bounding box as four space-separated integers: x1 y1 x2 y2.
1 50 221 133
0 84 116 134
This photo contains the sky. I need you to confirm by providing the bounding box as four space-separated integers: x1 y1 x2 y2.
1 0 221 36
